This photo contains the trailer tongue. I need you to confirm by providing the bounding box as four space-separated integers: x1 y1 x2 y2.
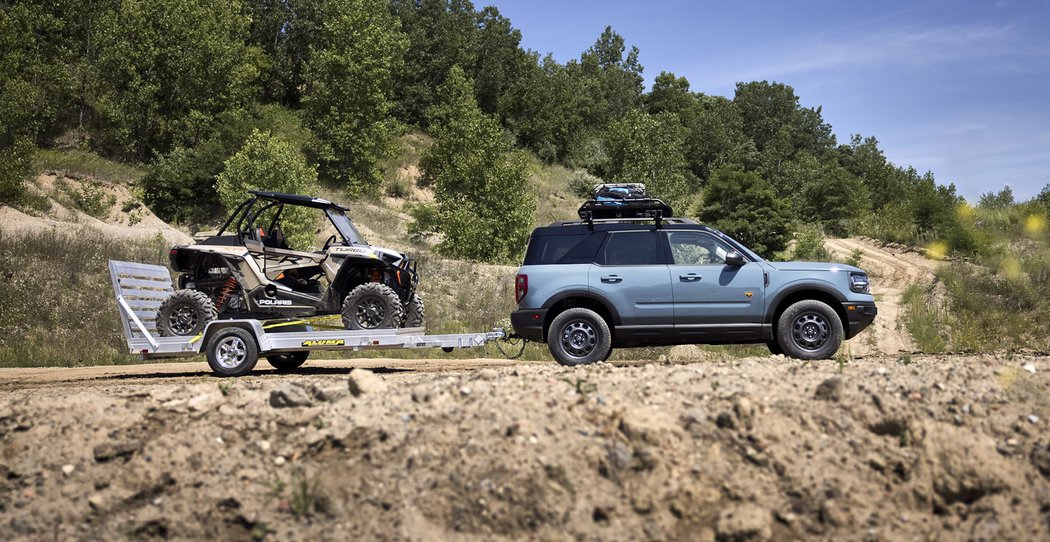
109 260 509 376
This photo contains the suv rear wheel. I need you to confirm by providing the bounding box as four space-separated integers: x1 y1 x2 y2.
776 300 843 360
547 308 612 366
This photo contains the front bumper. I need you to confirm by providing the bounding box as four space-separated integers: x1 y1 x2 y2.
843 301 877 339
510 309 547 342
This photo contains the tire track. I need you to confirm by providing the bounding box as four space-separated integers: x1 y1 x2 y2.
824 237 940 357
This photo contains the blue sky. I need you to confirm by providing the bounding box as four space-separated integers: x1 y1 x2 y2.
486 0 1050 202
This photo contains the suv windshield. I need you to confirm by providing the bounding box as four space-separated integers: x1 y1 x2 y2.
327 209 367 245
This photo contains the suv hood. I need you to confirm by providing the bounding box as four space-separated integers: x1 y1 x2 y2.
765 261 865 274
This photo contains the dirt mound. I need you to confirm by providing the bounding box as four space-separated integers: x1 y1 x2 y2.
0 172 191 245
825 237 940 357
1 354 1047 540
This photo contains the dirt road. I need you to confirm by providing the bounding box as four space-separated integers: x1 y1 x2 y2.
825 237 941 357
2 354 1048 541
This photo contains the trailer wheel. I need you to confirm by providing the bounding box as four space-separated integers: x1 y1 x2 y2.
341 283 405 330
157 289 217 337
266 352 309 371
206 327 259 377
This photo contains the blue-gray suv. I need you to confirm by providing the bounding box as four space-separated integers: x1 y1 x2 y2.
512 208 877 365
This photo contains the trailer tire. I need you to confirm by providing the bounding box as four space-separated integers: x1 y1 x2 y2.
266 352 309 371
157 289 217 337
206 327 259 377
342 283 405 330
403 293 425 328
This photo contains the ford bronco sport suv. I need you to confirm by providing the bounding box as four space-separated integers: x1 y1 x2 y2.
511 185 877 365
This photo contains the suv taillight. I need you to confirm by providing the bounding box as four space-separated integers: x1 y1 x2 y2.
515 274 528 303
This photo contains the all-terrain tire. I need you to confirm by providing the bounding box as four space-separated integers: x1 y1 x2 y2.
776 299 843 360
403 293 425 328
341 283 405 330
266 352 309 371
157 289 217 337
546 308 612 366
206 327 259 377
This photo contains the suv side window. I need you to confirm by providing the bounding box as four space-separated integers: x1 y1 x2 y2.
523 232 606 265
668 231 735 265
599 231 664 265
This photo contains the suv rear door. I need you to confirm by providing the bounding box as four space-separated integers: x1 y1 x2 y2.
589 230 673 339
666 230 765 340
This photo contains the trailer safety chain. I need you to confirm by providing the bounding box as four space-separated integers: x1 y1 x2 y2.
494 334 528 360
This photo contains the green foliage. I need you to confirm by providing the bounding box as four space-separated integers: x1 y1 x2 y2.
602 110 690 211
0 229 170 367
0 139 35 206
411 67 534 262
978 186 1014 209
783 153 871 236
302 0 407 196
92 0 262 159
791 226 831 261
567 170 602 198
843 248 865 268
216 130 319 249
697 165 794 256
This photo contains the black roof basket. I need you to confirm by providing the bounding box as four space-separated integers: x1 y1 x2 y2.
577 183 674 228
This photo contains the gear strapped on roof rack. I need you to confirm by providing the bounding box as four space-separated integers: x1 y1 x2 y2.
577 183 674 225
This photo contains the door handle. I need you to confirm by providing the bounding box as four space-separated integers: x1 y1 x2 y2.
600 275 623 284
679 273 702 282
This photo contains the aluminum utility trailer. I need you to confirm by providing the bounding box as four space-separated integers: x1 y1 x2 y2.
109 260 506 376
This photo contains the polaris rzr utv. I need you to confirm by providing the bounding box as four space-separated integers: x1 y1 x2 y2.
157 190 423 337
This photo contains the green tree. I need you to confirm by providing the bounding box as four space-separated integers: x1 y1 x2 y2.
697 165 794 256
216 130 318 249
978 186 1014 209
92 0 262 159
782 153 871 235
302 0 407 196
391 0 480 126
602 109 690 212
836 134 906 210
733 81 834 178
573 26 644 130
411 67 533 262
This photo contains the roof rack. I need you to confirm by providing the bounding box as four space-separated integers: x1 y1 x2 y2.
577 183 675 229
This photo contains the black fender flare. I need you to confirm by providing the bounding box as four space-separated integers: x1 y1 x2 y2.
764 282 849 326
541 289 623 327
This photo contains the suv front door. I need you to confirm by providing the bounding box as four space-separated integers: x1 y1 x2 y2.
588 230 673 341
666 230 765 341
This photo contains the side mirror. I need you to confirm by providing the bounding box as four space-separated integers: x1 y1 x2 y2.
725 252 745 266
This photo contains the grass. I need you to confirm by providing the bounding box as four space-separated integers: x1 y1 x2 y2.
0 228 170 367
900 283 948 353
34 149 146 184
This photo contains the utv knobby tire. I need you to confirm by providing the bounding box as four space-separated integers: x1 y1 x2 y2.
206 327 259 377
547 308 612 366
266 352 309 371
341 283 405 330
157 289 217 337
776 299 843 360
403 294 425 328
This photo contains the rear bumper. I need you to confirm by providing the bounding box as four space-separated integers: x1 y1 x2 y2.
511 309 547 342
843 301 878 339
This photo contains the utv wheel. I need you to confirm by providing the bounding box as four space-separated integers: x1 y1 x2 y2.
206 327 259 377
776 300 843 360
341 283 405 330
266 352 309 371
547 308 612 366
403 294 425 328
157 289 217 337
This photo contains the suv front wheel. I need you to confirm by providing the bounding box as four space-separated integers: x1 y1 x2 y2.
776 300 843 360
547 308 612 366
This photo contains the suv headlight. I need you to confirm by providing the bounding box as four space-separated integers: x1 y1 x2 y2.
849 272 870 294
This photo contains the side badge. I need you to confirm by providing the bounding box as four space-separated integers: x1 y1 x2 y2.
744 291 753 299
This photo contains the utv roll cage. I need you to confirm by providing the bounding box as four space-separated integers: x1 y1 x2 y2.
214 190 365 247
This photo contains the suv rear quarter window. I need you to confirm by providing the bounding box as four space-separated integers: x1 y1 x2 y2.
523 232 606 265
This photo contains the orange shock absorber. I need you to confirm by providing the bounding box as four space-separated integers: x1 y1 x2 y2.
215 276 239 310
